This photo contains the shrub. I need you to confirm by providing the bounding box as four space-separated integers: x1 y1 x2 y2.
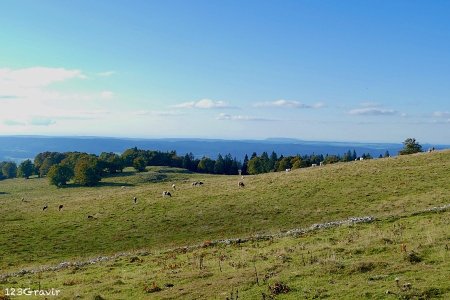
17 159 34 179
133 156 147 172
74 156 101 186
48 164 74 187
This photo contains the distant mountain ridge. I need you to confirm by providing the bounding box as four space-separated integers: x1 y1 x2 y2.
0 136 447 163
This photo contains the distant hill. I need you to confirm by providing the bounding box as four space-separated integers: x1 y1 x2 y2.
0 135 447 162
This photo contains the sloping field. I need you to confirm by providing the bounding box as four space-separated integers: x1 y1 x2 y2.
0 150 449 298
1 207 448 299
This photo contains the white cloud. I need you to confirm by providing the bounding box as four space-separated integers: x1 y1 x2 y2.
348 107 398 116
253 99 324 109
0 95 18 99
172 99 233 109
132 110 184 117
359 101 381 108
433 111 450 118
100 91 114 99
3 117 56 127
3 119 26 126
0 67 85 89
0 67 118 129
30 117 56 126
97 71 116 77
217 113 275 122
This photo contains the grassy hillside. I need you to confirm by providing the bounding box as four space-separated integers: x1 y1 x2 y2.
0 150 449 298
2 208 448 299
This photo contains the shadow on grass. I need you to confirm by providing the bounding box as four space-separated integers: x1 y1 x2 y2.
98 182 136 188
102 171 137 179
0 191 9 195
58 182 135 189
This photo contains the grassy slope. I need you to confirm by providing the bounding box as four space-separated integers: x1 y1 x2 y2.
2 209 448 299
0 151 449 298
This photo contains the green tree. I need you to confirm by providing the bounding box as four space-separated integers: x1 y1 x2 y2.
260 152 270 172
182 153 194 170
197 157 215 173
0 162 5 180
214 154 225 174
323 155 339 165
133 156 147 172
1 162 17 178
399 138 423 155
269 151 278 171
352 150 357 161
342 150 353 162
121 147 140 167
17 159 34 179
48 164 74 187
241 154 249 175
99 152 124 174
247 157 264 174
34 152 65 177
276 157 292 171
74 156 101 186
230 158 240 175
291 156 302 169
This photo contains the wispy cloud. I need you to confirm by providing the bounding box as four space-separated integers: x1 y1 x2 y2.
431 111 450 124
0 67 85 89
253 99 324 109
30 117 56 126
0 66 119 129
0 95 18 100
172 99 234 109
348 107 398 116
100 91 114 99
132 110 184 117
217 113 276 122
97 71 116 77
3 119 26 126
3 117 56 127
433 111 450 118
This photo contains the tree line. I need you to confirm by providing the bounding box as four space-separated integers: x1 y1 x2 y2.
0 138 424 187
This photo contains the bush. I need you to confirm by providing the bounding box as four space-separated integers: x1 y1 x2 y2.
18 159 34 179
399 138 423 155
1 162 17 179
133 156 147 172
74 156 101 186
48 164 74 187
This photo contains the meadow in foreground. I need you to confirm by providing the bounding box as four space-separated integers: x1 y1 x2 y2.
0 150 449 298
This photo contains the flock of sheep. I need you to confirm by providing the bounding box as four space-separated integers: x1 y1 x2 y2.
29 177 248 219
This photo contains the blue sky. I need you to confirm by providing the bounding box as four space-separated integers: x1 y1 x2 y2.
1 0 449 143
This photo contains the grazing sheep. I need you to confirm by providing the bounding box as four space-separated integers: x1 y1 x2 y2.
58 204 64 211
162 191 172 197
311 164 317 167
43 205 48 211
172 184 176 190
198 181 204 185
133 196 137 204
285 168 291 172
192 181 197 186
359 157 364 161
238 181 245 187
319 161 324 166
